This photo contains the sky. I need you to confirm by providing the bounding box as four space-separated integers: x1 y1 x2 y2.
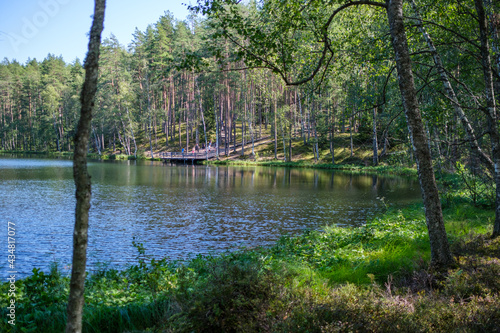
0 0 191 64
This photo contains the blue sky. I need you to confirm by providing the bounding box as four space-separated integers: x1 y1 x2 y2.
0 0 191 64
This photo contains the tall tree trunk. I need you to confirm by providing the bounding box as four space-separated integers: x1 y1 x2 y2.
298 92 306 145
330 99 335 165
475 0 500 238
92 126 101 155
163 83 169 147
483 0 500 100
242 81 247 156
179 80 183 149
274 98 278 159
195 79 209 160
145 74 154 159
53 114 60 152
215 94 220 160
186 100 190 153
119 118 131 155
126 107 137 158
232 112 237 154
171 78 176 143
386 0 453 268
250 102 255 156
313 113 319 162
373 107 378 166
282 123 287 162
350 116 354 157
66 1 105 332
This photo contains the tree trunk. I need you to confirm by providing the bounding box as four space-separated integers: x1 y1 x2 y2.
53 114 60 152
119 118 131 155
92 126 101 155
126 107 137 158
314 117 319 162
373 107 378 166
282 124 287 162
475 0 500 238
242 87 247 156
215 95 220 160
298 92 306 145
330 101 335 165
66 1 105 332
146 75 154 159
386 0 453 268
171 78 176 143
350 116 354 157
483 0 500 101
274 98 278 159
163 84 169 147
195 78 208 160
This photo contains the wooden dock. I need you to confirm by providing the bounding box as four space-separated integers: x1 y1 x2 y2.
159 150 219 163
158 136 273 164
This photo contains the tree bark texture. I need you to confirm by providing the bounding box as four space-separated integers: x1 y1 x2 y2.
386 0 454 267
373 107 378 166
475 0 500 238
66 1 105 332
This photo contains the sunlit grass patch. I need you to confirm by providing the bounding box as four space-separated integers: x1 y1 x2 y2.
270 206 432 285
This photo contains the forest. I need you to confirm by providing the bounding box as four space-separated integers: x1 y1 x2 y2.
1 1 495 168
2 0 500 331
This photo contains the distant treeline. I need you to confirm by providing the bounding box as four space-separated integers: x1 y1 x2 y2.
0 2 496 171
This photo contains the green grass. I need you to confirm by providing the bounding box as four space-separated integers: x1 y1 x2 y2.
207 158 418 179
270 205 432 284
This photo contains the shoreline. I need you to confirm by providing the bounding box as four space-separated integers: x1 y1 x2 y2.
1 149 419 177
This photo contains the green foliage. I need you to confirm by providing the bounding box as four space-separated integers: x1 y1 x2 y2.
169 253 276 332
271 206 430 284
22 265 68 308
454 162 495 207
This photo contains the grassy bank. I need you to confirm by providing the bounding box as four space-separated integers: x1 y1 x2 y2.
1 182 498 332
206 158 419 178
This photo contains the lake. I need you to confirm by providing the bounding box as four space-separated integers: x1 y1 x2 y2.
0 156 421 278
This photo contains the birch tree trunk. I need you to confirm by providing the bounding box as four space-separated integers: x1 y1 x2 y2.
66 1 105 332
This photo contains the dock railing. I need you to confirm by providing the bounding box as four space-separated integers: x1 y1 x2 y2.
159 149 220 160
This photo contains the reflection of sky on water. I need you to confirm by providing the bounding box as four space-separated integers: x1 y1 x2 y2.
0 156 421 278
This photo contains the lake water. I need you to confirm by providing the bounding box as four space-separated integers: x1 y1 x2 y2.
0 156 421 278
